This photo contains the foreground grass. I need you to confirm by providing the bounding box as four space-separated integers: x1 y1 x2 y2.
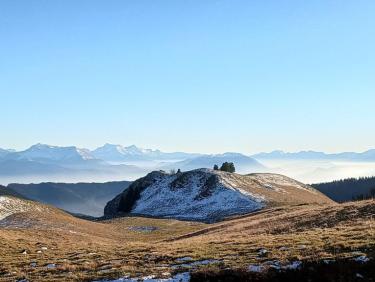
0 200 373 281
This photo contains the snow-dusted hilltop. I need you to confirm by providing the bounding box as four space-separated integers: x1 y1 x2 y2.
105 169 334 222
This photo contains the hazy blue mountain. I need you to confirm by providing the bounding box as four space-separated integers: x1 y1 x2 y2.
0 144 146 184
252 150 328 160
0 158 144 185
354 149 375 161
0 148 13 158
0 184 27 199
92 143 199 162
2 143 375 185
4 143 98 164
165 153 266 173
252 149 375 161
8 181 131 217
0 158 68 175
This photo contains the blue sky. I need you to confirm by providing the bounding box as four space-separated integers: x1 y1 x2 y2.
1 0 374 154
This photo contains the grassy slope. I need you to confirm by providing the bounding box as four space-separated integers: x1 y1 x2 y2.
0 199 373 281
223 172 335 206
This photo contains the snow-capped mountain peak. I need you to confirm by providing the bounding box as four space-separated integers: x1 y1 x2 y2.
14 144 96 162
92 144 197 162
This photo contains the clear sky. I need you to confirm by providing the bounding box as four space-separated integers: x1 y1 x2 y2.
1 0 374 154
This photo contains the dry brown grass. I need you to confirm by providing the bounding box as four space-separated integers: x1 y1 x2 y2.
0 199 373 281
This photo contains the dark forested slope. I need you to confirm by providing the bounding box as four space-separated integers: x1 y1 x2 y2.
8 181 131 217
312 177 375 202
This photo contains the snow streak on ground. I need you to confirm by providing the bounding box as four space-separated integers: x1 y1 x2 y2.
0 196 42 221
93 272 190 282
251 174 316 193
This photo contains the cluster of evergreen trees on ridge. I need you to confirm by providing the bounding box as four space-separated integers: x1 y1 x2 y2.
171 162 236 174
213 162 236 173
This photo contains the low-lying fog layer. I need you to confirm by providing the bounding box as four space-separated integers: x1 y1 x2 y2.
0 170 148 186
1 160 375 186
261 160 375 184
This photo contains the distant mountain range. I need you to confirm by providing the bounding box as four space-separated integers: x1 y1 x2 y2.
92 143 199 162
0 144 147 184
0 144 266 184
1 143 375 185
3 144 375 164
252 149 375 161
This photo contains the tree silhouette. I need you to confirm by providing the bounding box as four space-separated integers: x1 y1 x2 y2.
220 162 235 173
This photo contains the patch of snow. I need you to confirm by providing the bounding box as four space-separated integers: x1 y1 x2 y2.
282 261 302 270
251 260 302 272
128 226 158 233
175 257 193 262
251 174 315 193
356 273 364 279
172 259 221 269
248 264 264 272
93 272 190 282
354 256 370 263
264 260 281 270
141 275 156 280
0 196 43 221
258 248 268 256
46 263 56 269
